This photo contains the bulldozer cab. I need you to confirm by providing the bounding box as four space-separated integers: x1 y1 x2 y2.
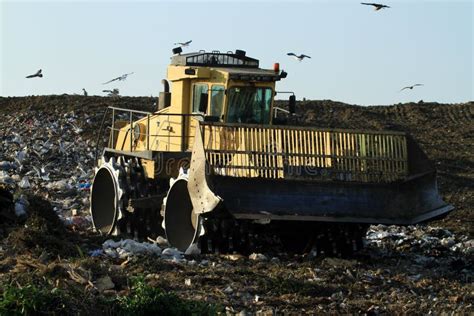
165 50 281 126
94 49 286 177
101 50 286 154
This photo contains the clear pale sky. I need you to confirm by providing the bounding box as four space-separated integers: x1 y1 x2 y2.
1 0 472 105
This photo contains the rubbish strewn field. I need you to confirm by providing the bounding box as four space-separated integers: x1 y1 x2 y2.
0 96 472 314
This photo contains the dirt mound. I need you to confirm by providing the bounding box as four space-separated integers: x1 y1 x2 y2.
0 186 15 237
6 195 78 257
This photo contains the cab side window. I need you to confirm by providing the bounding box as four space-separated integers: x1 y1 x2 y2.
210 85 225 118
192 84 209 113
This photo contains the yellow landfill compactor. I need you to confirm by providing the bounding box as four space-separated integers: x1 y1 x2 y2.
90 49 453 255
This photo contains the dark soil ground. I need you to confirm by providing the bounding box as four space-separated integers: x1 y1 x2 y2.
0 96 472 315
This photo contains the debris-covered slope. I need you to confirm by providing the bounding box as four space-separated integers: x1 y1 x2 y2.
0 95 472 314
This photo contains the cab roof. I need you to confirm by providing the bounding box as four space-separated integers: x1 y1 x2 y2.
170 50 259 69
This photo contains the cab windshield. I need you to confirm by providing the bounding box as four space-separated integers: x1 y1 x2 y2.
226 87 272 124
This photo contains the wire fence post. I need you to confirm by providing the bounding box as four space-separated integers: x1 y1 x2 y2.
147 114 150 151
129 111 133 152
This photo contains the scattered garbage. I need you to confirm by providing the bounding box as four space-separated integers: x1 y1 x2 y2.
102 239 163 259
18 176 31 189
161 247 184 261
89 249 103 257
61 215 92 230
366 224 473 256
78 181 91 191
46 180 73 191
0 171 14 185
0 161 16 171
184 243 201 255
14 196 28 217
95 276 115 292
249 253 268 261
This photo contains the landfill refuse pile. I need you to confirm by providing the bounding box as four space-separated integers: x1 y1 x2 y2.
0 95 155 229
0 95 472 314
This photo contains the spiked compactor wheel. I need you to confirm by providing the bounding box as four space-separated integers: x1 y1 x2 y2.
162 169 202 252
91 156 164 239
90 157 125 235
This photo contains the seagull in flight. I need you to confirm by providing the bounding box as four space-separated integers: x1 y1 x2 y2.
174 40 192 47
102 72 134 85
287 53 311 62
361 3 390 10
26 69 43 78
400 84 424 91
103 88 120 97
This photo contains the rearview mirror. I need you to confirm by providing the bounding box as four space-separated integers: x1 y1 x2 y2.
289 95 296 114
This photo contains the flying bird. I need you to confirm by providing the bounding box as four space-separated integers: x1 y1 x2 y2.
174 40 192 47
287 53 311 62
26 69 43 78
361 3 390 10
103 88 120 97
102 72 134 85
400 84 424 92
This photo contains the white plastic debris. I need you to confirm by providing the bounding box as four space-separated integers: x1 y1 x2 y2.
104 248 118 258
249 253 268 261
103 239 122 249
19 176 31 189
451 240 474 255
161 247 183 260
46 180 72 191
102 239 162 258
184 243 201 255
440 237 456 247
14 196 28 217
0 171 14 185
156 236 169 248
366 224 460 253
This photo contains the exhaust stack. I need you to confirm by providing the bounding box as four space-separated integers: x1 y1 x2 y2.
158 79 171 110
